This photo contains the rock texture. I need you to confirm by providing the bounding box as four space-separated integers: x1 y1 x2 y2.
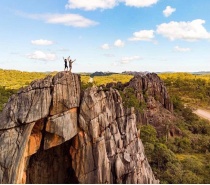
128 73 173 112
127 73 176 136
0 72 81 183
0 71 164 184
70 87 158 183
128 73 182 137
106 73 180 137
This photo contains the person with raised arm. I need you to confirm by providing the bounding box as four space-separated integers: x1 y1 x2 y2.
63 57 68 71
68 57 76 72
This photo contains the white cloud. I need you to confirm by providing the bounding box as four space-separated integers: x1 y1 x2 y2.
163 6 176 17
27 51 57 61
156 19 210 41
65 0 117 10
31 39 54 46
174 46 191 52
120 56 141 64
129 30 155 41
114 39 125 47
58 48 70 52
24 13 98 27
101 44 110 50
123 0 158 7
65 0 159 10
104 53 115 57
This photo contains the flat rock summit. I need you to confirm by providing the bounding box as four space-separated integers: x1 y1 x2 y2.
0 71 175 184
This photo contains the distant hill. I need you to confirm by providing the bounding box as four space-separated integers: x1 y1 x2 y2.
191 71 210 75
90 71 118 78
122 71 149 76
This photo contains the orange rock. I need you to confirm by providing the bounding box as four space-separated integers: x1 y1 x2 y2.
27 132 42 156
44 133 63 150
69 107 77 113
26 121 43 156
73 135 79 150
21 172 26 184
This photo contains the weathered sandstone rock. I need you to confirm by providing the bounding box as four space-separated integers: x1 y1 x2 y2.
106 73 181 137
127 74 181 137
44 108 78 150
0 72 80 183
70 87 159 183
50 72 80 115
128 73 173 112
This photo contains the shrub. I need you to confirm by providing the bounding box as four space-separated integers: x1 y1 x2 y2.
140 124 157 144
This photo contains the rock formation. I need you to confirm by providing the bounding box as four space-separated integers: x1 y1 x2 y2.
127 73 178 137
70 87 158 183
106 73 181 137
0 71 162 184
0 72 80 183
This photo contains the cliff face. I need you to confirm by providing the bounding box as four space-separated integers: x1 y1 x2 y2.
107 73 180 137
128 73 173 112
0 72 80 183
0 72 161 184
71 87 157 183
127 73 179 137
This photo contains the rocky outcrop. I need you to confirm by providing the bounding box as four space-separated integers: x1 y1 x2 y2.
127 73 182 137
0 71 160 184
106 73 180 137
128 73 173 112
0 72 81 183
70 87 158 183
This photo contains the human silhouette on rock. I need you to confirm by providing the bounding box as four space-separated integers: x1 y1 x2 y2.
68 57 76 73
63 56 70 71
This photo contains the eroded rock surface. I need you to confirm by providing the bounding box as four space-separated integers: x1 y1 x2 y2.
128 73 173 111
70 87 158 183
0 72 80 183
127 73 181 137
106 73 181 137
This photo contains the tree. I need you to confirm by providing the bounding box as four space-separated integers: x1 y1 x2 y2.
140 124 157 144
152 143 176 170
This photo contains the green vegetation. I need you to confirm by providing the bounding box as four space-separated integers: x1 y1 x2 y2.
94 74 133 85
119 87 146 113
0 69 50 89
0 69 56 111
159 72 210 109
138 81 210 183
81 74 133 86
140 122 210 183
0 86 17 111
80 74 133 90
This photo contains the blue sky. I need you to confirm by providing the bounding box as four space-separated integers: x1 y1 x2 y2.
1 0 210 73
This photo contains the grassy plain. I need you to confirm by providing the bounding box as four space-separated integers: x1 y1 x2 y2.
159 72 210 109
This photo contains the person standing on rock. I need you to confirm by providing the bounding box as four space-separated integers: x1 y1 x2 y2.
63 57 69 71
68 57 76 72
